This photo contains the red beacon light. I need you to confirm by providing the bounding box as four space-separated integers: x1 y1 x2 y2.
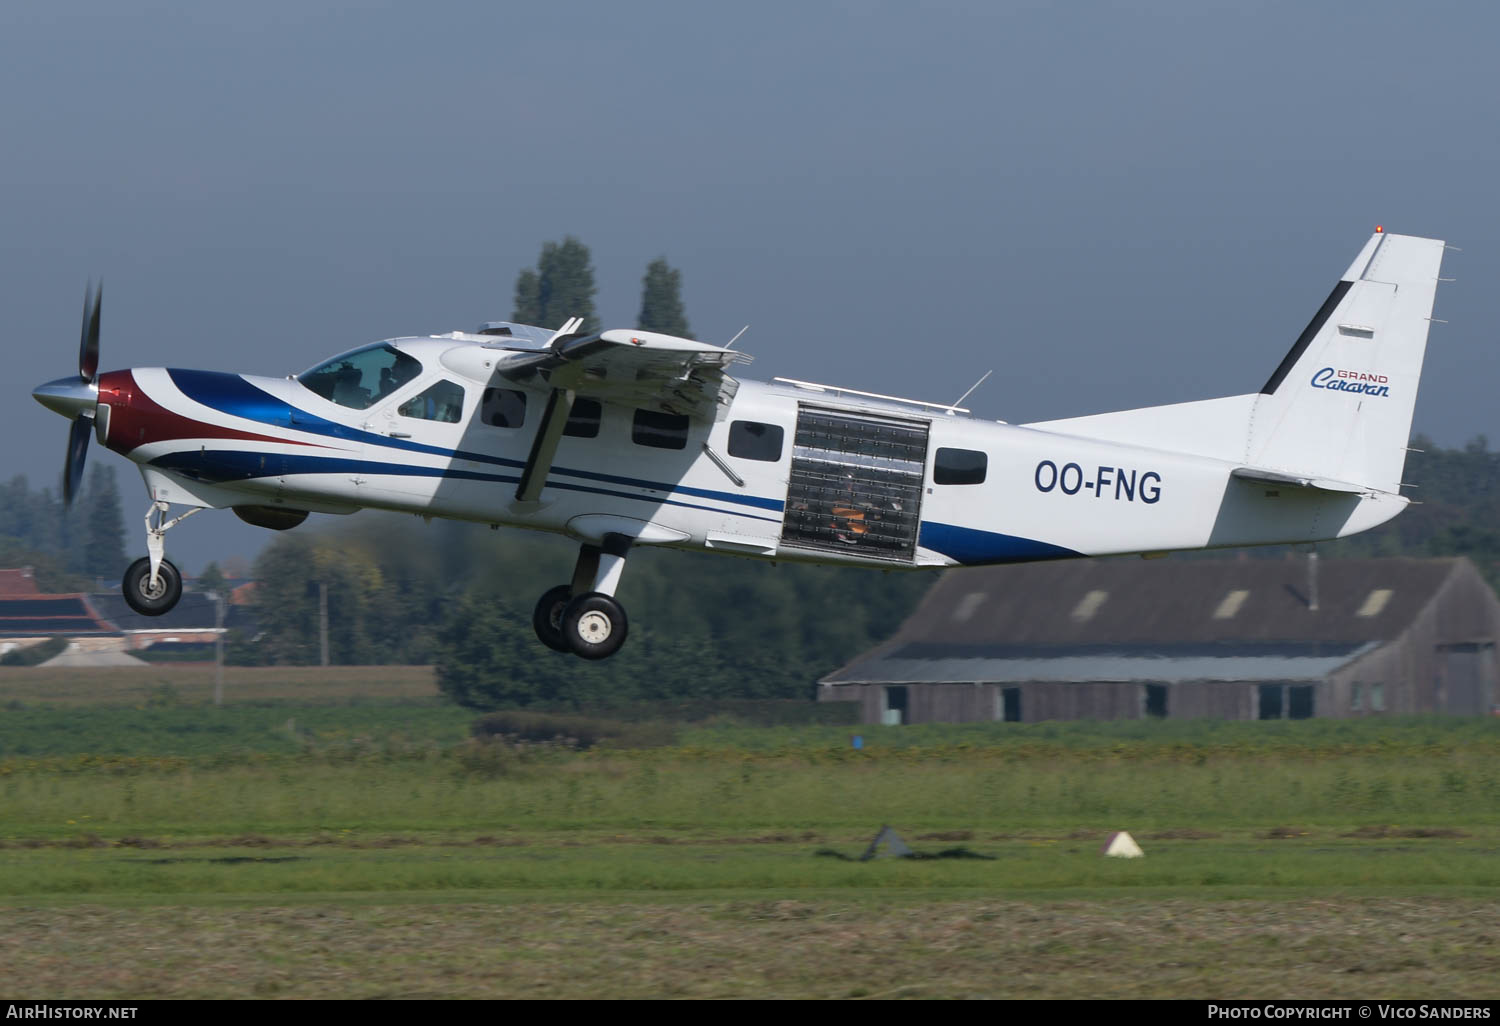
1375 225 1383 233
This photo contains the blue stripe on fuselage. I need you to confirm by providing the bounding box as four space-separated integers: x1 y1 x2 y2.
163 374 1073 563
918 521 1081 566
165 369 783 513
146 449 783 526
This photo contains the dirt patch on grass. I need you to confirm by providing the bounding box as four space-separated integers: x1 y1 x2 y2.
1342 826 1470 839
226 834 278 847
142 856 307 866
115 836 163 849
58 834 108 849
1264 826 1314 839
1145 828 1222 840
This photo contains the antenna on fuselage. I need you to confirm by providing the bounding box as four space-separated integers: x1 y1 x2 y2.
949 369 993 415
724 325 749 350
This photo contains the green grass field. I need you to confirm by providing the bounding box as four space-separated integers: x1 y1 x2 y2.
1 666 1497 998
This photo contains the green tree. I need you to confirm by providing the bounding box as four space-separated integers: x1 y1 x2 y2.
636 257 691 337
0 538 85 593
246 517 457 665
0 475 64 565
196 561 227 594
248 533 390 664
242 509 932 691
511 268 541 326
510 237 599 332
80 465 126 582
434 591 579 707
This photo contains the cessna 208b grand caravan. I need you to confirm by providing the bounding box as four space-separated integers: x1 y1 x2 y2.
32 230 1446 659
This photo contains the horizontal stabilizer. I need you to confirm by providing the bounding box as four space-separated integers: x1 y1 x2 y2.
1229 467 1375 495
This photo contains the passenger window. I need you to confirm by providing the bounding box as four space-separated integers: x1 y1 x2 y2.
934 447 987 485
397 380 465 423
632 409 689 450
481 388 527 429
728 421 784 462
564 398 602 439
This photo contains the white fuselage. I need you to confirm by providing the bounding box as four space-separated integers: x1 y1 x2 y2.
105 335 1405 570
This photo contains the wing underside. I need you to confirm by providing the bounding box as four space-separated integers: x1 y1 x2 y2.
489 323 750 420
475 322 752 505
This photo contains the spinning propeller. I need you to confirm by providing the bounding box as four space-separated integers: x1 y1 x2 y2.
32 283 102 506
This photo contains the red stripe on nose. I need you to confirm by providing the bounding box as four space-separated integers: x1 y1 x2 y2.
97 369 322 456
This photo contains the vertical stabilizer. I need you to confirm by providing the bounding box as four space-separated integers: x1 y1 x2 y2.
1246 231 1446 493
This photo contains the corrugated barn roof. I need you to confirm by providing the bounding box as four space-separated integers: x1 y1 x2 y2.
825 557 1468 685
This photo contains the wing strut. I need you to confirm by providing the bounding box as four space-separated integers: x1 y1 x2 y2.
515 387 576 503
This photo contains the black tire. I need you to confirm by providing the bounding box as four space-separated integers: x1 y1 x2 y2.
121 557 183 617
532 584 573 653
561 592 628 660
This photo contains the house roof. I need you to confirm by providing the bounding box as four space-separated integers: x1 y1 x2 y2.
824 556 1474 685
0 569 42 597
86 592 248 633
0 595 117 635
0 567 259 638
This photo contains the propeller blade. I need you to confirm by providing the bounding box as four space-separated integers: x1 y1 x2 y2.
63 416 91 507
79 282 100 384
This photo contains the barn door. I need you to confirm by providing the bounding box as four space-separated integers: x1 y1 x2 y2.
1440 642 1496 715
780 406 928 562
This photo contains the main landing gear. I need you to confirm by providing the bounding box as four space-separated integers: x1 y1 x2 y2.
121 500 199 617
532 534 631 660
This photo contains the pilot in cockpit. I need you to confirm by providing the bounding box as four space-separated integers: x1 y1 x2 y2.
333 365 370 407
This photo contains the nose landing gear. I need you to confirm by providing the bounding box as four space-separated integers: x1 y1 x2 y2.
531 533 632 660
121 500 200 617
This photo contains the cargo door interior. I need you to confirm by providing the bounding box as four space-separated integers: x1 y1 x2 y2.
780 406 928 562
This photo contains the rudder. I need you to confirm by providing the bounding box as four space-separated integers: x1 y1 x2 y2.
1246 230 1446 494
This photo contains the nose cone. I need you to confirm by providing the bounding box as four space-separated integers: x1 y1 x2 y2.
32 376 98 420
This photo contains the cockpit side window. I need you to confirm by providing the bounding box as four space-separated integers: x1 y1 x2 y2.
398 379 466 424
299 344 423 410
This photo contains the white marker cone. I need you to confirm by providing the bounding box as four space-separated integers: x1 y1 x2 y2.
1102 831 1144 858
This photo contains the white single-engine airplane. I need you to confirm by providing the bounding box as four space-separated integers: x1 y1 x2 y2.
33 230 1445 659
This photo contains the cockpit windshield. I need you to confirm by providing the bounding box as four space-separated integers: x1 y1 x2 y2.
298 344 423 410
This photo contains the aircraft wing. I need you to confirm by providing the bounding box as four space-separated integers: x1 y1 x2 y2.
474 320 752 505
490 323 752 421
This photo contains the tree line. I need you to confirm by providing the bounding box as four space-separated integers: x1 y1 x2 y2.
0 466 126 591
1316 434 1500 585
510 236 691 338
233 513 928 707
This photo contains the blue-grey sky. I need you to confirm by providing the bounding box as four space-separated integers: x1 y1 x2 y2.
5 1 1497 571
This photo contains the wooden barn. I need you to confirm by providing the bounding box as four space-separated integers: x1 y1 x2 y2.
819 557 1500 724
